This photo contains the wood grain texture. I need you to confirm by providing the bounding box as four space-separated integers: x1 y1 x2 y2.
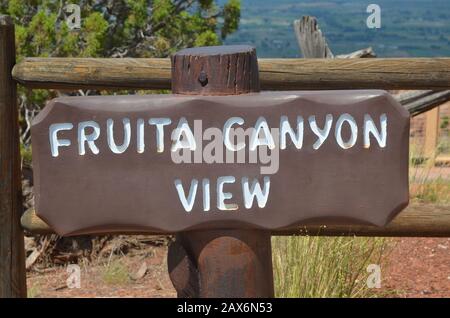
168 45 273 298
404 90 450 117
22 204 450 237
0 15 26 298
424 107 440 159
174 230 274 298
293 16 334 58
274 203 450 237
167 238 199 297
258 58 450 90
396 90 434 105
335 47 376 59
13 57 172 90
294 15 375 60
171 45 260 95
12 57 450 91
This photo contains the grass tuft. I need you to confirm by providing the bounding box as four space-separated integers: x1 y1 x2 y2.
27 283 41 298
101 259 130 285
272 236 387 298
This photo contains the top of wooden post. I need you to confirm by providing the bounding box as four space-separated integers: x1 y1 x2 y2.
171 45 260 95
0 15 13 26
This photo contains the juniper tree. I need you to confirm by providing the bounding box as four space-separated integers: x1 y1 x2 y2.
0 0 241 266
0 0 241 147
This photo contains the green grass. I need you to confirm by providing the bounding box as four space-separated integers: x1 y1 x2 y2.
409 141 450 204
411 174 450 204
272 236 387 298
101 259 130 285
27 283 41 298
272 141 449 298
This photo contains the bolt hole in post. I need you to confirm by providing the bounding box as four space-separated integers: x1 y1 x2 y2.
198 71 208 87
168 45 274 298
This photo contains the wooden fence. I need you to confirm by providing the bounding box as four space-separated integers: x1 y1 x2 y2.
12 56 450 238
12 57 450 91
1 15 450 297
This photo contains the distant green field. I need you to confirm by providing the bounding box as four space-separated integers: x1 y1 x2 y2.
222 0 450 58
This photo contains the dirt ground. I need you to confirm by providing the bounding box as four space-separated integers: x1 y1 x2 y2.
380 237 450 298
26 236 450 298
27 244 177 298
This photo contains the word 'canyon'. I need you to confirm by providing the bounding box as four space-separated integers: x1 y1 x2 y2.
49 113 387 157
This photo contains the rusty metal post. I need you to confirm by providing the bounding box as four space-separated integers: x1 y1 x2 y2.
167 46 274 298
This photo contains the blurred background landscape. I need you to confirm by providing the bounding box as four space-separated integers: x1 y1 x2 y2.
223 0 450 57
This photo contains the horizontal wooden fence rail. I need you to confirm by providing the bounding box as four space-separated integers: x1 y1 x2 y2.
21 203 450 237
275 204 450 237
12 57 450 91
12 56 450 238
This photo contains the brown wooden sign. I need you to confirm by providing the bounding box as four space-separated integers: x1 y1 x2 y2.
32 90 409 236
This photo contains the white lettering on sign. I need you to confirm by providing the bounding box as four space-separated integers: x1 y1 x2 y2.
174 179 199 213
364 114 387 148
335 113 358 149
202 179 211 212
136 118 145 154
249 117 276 151
78 121 100 155
107 118 131 154
217 176 238 211
48 113 388 213
49 114 388 157
242 176 271 209
174 176 272 213
224 117 245 151
149 118 172 153
171 117 196 152
280 116 304 150
49 123 73 157
309 114 333 150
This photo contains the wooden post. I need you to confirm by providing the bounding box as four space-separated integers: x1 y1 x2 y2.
424 106 440 162
0 15 26 298
293 16 334 58
167 46 274 298
293 16 376 59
